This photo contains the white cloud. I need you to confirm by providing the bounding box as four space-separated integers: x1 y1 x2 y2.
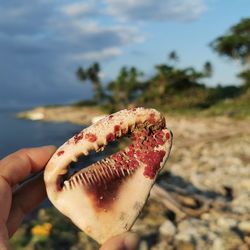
72 47 122 61
104 0 206 22
60 1 98 17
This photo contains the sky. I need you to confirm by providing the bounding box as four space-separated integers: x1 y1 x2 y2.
0 0 250 107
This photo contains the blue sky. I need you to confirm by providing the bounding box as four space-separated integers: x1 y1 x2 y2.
0 0 249 107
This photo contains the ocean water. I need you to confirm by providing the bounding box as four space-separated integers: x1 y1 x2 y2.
0 107 84 159
0 106 117 165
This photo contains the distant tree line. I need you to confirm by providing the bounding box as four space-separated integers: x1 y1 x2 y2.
76 18 250 112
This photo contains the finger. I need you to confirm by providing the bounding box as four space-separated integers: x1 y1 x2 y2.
0 223 10 250
7 173 47 237
100 232 139 250
0 146 56 186
0 177 11 224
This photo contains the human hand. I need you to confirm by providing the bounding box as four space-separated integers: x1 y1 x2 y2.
0 146 56 250
0 146 139 250
100 232 139 250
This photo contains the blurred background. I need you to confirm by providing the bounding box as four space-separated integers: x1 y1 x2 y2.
1 0 250 249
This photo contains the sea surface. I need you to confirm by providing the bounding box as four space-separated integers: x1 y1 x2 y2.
0 106 84 159
0 106 117 165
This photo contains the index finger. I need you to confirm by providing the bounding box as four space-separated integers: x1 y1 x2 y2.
0 146 56 186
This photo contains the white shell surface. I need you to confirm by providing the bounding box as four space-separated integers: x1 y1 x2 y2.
44 108 172 243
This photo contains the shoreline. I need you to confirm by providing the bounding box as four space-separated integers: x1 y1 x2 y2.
17 105 107 126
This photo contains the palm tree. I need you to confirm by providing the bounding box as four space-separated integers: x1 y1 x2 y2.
107 66 142 109
76 67 88 81
86 63 103 102
168 51 179 65
76 62 104 103
203 61 213 77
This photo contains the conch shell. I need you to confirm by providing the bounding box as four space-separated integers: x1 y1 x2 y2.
44 108 172 243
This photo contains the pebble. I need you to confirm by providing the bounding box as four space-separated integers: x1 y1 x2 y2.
239 221 250 234
216 217 237 229
159 220 176 237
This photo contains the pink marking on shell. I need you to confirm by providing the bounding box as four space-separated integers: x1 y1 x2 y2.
106 133 115 142
148 113 156 124
166 131 170 140
85 133 97 142
57 150 64 156
114 125 121 134
74 132 84 144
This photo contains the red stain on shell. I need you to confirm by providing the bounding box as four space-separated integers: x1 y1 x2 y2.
165 132 170 140
110 128 168 179
129 159 139 169
141 150 166 179
83 171 126 212
148 113 156 124
121 128 127 134
114 125 120 132
57 150 64 156
114 125 121 134
106 133 115 142
74 132 84 144
112 152 124 163
129 128 168 179
76 114 169 211
85 133 97 142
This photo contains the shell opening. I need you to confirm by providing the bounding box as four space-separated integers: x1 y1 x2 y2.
59 118 170 191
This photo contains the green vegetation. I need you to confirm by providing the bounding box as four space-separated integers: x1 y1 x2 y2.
10 208 98 250
210 18 250 65
75 19 250 118
75 55 249 117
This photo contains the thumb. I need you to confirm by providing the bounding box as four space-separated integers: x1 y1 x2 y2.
100 232 139 250
0 223 11 250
